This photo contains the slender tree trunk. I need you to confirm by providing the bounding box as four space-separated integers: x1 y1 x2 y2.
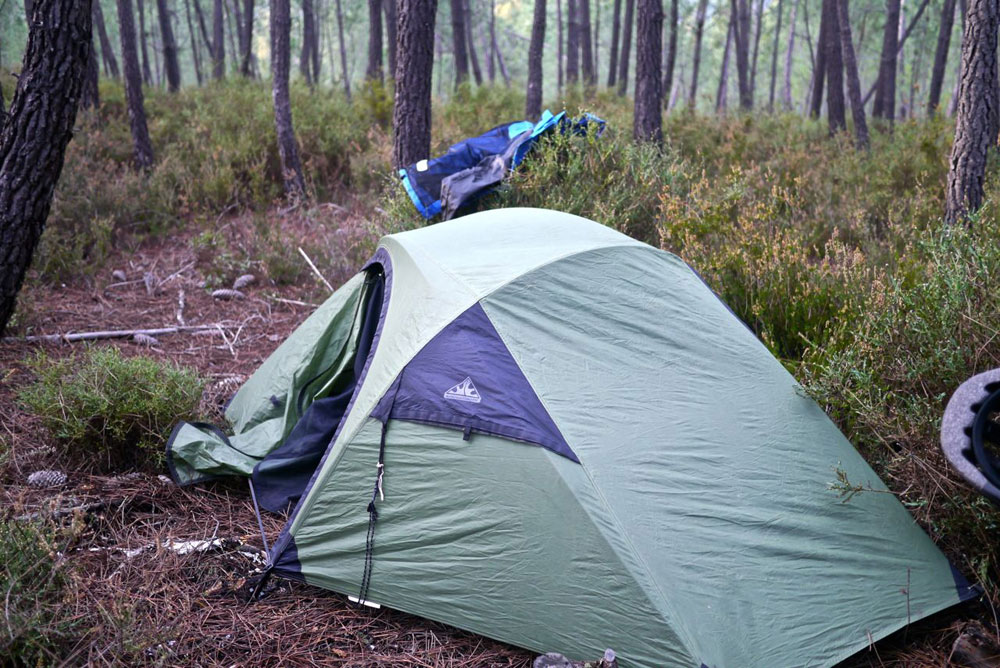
838 0 868 147
809 0 828 117
82 33 101 108
394 0 437 166
768 0 784 111
579 0 594 84
210 0 224 77
184 0 204 84
633 0 662 140
717 13 734 111
488 0 496 81
151 2 163 86
117 0 155 167
301 0 315 85
750 0 764 99
465 0 483 84
384 0 398 78
526 0 546 117
367 0 384 80
689 0 707 107
335 0 350 96
948 0 967 116
872 0 900 119
567 0 579 83
732 0 752 108
557 0 563 89
94 0 121 77
0 0 93 334
823 0 845 132
782 0 798 110
927 0 956 114
608 0 621 86
593 0 600 79
945 0 999 224
662 0 676 106
271 0 305 195
494 28 510 83
157 0 181 90
616 0 633 94
138 0 152 84
240 0 253 75
450 0 468 86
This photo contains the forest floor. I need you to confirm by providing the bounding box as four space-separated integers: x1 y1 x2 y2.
0 210 994 667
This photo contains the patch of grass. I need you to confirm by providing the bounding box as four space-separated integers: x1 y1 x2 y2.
19 347 204 472
0 519 80 664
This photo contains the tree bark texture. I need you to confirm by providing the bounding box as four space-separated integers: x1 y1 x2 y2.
384 0 398 78
271 0 306 195
809 0 827 117
928 0 956 114
335 0 351 96
82 34 101 108
689 0 707 107
118 0 155 168
782 0 798 110
872 0 900 119
465 0 483 84
367 0 384 80
300 0 317 85
0 0 93 334
211 0 224 77
946 0 999 224
768 0 784 111
526 0 545 118
616 0 633 94
183 0 204 83
579 0 594 84
750 0 764 98
732 0 752 108
449 0 468 86
239 0 254 75
138 0 153 84
823 0 845 132
157 0 181 90
393 0 437 166
717 13 733 111
837 0 868 148
567 0 579 83
633 0 662 141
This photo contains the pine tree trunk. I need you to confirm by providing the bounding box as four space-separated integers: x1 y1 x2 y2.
367 0 384 80
494 27 510 83
927 0 956 114
82 34 101 108
823 0 845 132
393 0 437 166
662 0 676 106
526 0 546 117
716 13 733 112
945 0 999 223
689 0 707 107
151 2 163 86
782 0 798 110
607 0 621 86
301 0 315 86
616 0 633 94
240 0 254 76
0 0 93 334
449 0 468 86
94 0 121 77
809 0 828 117
384 0 398 78
138 0 153 84
556 0 563 89
768 0 784 111
750 0 764 99
465 0 483 84
948 0 967 116
633 0 662 140
488 0 496 81
158 0 181 90
335 0 351 96
211 0 224 77
732 0 752 108
872 0 900 119
117 0 155 167
838 0 867 147
567 0 579 83
579 0 594 85
184 0 204 84
593 0 599 80
271 0 305 195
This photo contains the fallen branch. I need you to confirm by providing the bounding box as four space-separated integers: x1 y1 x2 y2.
14 501 108 522
2 324 224 344
298 247 334 292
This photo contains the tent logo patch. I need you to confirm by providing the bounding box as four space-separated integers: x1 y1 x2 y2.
444 377 482 404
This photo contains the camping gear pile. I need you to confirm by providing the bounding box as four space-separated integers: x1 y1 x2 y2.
169 208 975 667
397 111 604 220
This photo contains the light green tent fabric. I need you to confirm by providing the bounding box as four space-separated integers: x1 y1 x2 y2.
168 208 974 667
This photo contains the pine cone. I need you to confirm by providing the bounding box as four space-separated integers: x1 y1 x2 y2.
232 274 256 290
27 470 68 488
212 289 246 301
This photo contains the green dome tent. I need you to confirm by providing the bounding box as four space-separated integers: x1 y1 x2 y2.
167 208 975 667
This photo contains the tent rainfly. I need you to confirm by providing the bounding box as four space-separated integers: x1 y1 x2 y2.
167 208 976 668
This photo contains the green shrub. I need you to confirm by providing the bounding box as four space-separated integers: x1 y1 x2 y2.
0 519 79 664
19 347 204 471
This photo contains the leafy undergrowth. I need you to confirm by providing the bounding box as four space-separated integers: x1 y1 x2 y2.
5 82 1000 664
